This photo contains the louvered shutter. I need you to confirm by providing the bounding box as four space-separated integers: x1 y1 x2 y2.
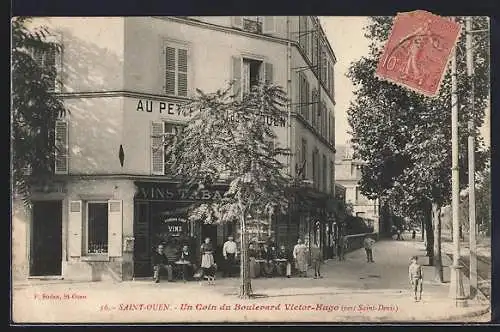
177 48 188 96
312 35 318 72
55 120 68 174
45 47 56 91
231 16 243 29
231 56 242 99
299 16 307 51
304 79 310 122
68 200 82 257
264 62 273 85
151 121 165 175
165 46 176 95
311 89 318 128
108 200 123 257
262 16 275 34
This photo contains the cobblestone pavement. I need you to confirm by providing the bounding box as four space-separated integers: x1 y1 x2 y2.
12 240 490 323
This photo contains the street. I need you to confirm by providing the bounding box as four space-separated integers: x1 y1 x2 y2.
12 239 490 323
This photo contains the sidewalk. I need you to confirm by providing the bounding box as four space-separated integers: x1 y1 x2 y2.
12 240 490 323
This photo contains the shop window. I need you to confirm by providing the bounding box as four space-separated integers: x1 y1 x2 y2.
86 202 108 254
164 42 188 97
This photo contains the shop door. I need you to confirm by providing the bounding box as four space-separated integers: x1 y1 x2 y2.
133 202 151 277
30 201 62 276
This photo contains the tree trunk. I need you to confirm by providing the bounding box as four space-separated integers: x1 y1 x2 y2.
432 203 444 283
238 213 253 298
421 216 425 241
424 202 434 266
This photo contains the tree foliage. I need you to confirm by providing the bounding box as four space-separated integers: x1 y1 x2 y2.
347 15 490 219
12 17 66 206
347 16 490 282
164 82 291 297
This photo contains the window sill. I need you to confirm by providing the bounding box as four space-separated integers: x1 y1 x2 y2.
81 255 110 262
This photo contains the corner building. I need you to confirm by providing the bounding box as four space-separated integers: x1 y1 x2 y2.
12 16 338 281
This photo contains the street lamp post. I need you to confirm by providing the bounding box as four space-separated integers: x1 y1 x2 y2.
465 16 478 299
449 32 467 307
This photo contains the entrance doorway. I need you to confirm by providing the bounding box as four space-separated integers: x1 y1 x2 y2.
30 201 62 276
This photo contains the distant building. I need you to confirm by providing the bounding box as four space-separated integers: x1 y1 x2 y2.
334 144 380 234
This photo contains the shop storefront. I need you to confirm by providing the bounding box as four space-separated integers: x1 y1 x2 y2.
132 181 229 278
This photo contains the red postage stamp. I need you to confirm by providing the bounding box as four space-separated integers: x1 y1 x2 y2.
375 10 462 97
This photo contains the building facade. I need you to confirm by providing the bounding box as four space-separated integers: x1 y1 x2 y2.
335 144 380 234
12 16 337 281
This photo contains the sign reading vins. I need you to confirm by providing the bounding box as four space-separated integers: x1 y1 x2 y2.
135 182 227 201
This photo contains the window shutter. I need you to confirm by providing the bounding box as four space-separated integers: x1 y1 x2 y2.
165 46 176 95
231 56 242 99
262 16 275 34
151 121 165 175
45 47 57 91
299 16 307 51
311 89 318 129
55 120 68 174
177 48 188 96
231 16 243 29
108 200 123 257
68 200 82 257
304 79 310 122
264 62 273 85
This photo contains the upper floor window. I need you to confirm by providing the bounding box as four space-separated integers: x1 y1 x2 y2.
231 16 275 35
232 56 273 99
151 121 185 175
243 16 263 33
164 42 188 97
298 72 310 121
31 46 58 92
242 58 262 94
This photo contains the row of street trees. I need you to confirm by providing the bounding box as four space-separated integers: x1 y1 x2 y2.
347 16 490 282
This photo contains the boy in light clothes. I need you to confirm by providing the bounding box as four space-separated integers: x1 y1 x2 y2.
408 256 423 302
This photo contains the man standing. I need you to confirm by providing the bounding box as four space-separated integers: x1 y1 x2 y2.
363 235 375 263
222 235 237 277
311 243 323 279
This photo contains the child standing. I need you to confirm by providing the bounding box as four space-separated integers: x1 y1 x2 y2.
408 256 423 302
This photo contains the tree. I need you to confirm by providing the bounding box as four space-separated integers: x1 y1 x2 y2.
164 83 291 298
12 17 66 207
347 16 490 282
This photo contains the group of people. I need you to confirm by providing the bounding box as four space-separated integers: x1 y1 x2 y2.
152 243 195 283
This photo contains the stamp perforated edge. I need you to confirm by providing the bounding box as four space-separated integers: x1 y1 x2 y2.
374 10 463 98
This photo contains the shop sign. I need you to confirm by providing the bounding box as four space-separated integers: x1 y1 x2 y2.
135 182 226 201
32 181 66 193
136 98 287 128
162 218 186 237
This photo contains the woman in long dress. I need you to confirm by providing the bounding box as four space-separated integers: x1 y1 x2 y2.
200 237 216 284
293 239 308 277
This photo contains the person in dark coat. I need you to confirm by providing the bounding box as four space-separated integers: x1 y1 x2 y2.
152 243 173 283
179 245 195 281
276 245 292 277
261 243 275 277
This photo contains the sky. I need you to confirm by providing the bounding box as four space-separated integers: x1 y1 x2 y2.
318 16 490 149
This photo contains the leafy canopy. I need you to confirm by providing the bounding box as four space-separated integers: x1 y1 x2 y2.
12 17 66 205
347 16 489 217
165 83 292 223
